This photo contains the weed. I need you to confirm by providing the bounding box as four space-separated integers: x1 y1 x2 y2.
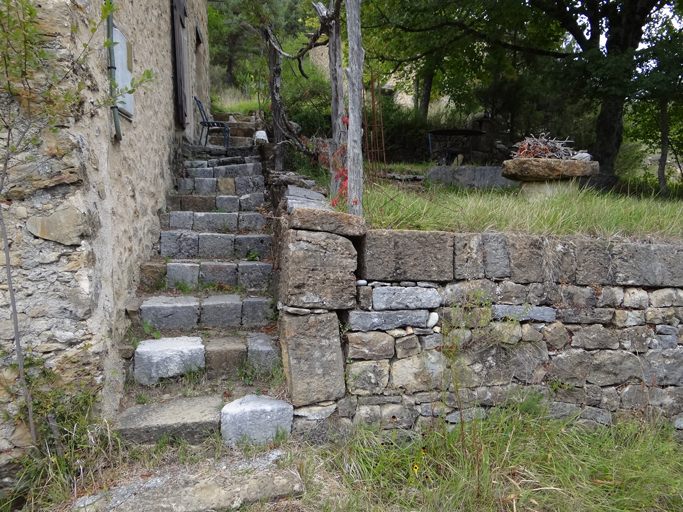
124 327 142 350
143 321 161 340
163 256 171 264
246 248 260 261
174 281 192 294
136 393 149 405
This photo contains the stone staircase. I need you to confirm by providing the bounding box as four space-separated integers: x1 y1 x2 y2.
117 132 293 449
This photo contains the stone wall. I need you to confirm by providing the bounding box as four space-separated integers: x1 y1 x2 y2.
276 215 683 435
0 0 209 483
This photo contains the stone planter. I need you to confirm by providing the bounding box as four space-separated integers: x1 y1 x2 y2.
502 158 599 198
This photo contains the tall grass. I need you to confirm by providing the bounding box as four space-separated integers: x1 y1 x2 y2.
363 181 683 240
322 403 683 511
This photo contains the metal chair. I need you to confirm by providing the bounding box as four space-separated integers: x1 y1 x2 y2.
194 96 230 148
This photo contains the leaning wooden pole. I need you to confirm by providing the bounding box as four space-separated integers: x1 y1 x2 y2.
345 0 364 216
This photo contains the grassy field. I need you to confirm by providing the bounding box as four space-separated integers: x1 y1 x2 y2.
360 181 683 241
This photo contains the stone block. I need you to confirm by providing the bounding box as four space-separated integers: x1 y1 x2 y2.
166 262 199 288
543 237 577 283
285 185 326 201
134 337 205 385
140 296 199 330
481 233 510 279
193 212 238 232
238 262 273 290
117 395 221 444
623 288 649 309
217 178 236 195
560 285 596 307
198 233 234 258
194 178 217 195
487 321 522 345
288 207 367 237
645 348 683 386
187 167 213 178
650 288 678 308
221 395 293 448
199 262 237 287
359 229 454 282
372 287 441 310
357 286 373 310
205 338 247 379
380 404 419 429
390 351 450 393
490 305 556 322
395 334 421 358
170 211 194 230
575 238 613 285
547 402 581 420
235 176 265 195
611 242 683 287
522 324 543 342
284 198 333 214
620 384 666 410
507 234 544 283
613 310 645 328
247 333 281 371
239 212 267 231
548 349 590 386
279 312 345 407
279 230 356 309
588 350 645 386
498 281 528 305
347 360 390 395
651 335 678 350
176 178 194 194
181 195 216 212
166 194 182 211
160 231 199 258
354 405 381 426
541 322 569 350
571 324 619 350
346 310 430 331
645 307 678 325
215 195 239 212
201 295 242 327
556 308 614 324
597 287 624 307
242 297 271 326
445 407 488 424
346 331 394 360
440 279 497 306
337 395 358 418
453 233 485 280
234 234 271 259
419 333 443 350
184 160 207 168
618 326 653 353
240 193 266 211
214 163 261 178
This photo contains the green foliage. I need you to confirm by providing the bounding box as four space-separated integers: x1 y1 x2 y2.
280 57 332 137
143 321 161 340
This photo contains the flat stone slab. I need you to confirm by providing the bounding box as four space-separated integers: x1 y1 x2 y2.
139 296 199 330
117 395 221 444
134 337 205 385
502 158 599 181
346 310 430 331
221 395 293 448
106 471 303 512
490 305 557 322
426 165 518 189
288 207 366 236
372 287 442 310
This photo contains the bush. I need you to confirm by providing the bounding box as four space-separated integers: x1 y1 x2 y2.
281 59 332 137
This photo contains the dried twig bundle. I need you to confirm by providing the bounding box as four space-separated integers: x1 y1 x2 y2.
512 133 575 160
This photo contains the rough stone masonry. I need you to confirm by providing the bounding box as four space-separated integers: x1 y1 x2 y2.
275 207 683 436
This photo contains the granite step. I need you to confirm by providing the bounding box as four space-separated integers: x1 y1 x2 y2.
175 175 265 196
165 212 267 233
139 293 273 330
183 161 262 179
164 193 266 213
160 230 271 259
183 144 255 158
164 259 273 290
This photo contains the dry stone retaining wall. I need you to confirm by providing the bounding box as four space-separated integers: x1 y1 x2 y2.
275 211 683 435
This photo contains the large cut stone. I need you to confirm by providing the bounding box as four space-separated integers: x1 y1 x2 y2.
345 310 430 331
347 360 390 395
507 234 544 283
372 287 442 310
390 351 450 393
610 242 683 287
571 324 619 350
501 159 599 181
26 203 87 245
482 233 510 279
453 233 485 279
117 395 221 444
200 295 242 327
247 333 281 371
359 230 454 282
205 338 247 379
346 331 395 360
288 207 366 236
548 349 590 386
134 337 205 385
221 395 293 448
588 350 644 386
279 312 346 407
140 296 199 330
575 238 613 285
455 341 548 386
645 348 683 386
279 229 356 309
490 305 556 322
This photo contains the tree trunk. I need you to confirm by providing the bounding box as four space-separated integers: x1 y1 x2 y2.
345 0 364 217
658 98 669 195
328 12 346 196
267 38 285 143
414 76 420 111
418 69 434 118
592 96 625 181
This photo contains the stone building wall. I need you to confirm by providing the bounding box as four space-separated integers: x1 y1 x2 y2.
276 211 683 435
0 0 209 479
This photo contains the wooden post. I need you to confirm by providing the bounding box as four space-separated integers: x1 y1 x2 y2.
345 0 364 216
328 10 346 196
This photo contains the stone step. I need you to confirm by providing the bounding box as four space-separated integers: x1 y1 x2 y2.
183 144 255 159
117 395 222 444
175 175 265 196
184 161 262 179
165 212 267 233
165 193 266 213
139 293 272 330
183 156 247 167
160 231 272 260
205 332 281 379
164 259 273 290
